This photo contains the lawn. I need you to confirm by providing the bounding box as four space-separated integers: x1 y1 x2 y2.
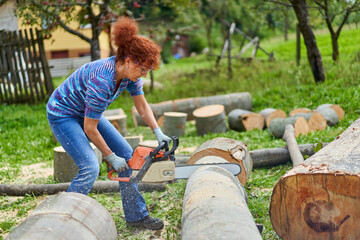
0 25 359 239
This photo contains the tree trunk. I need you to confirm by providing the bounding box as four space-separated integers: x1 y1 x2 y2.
270 117 360 240
268 116 308 138
290 0 325 83
90 37 101 61
187 137 253 186
259 108 287 127
193 105 227 136
181 156 262 240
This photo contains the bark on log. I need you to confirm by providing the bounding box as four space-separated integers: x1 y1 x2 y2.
5 192 117 240
181 156 262 240
131 92 252 126
270 117 360 240
250 143 327 168
162 112 187 137
282 124 304 167
294 112 327 132
0 181 166 196
289 107 312 117
316 104 344 120
268 116 308 138
259 108 287 127
187 137 253 186
228 109 265 131
193 105 227 136
315 106 339 126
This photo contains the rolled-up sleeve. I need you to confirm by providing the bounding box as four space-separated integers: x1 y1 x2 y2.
85 76 111 119
126 78 144 96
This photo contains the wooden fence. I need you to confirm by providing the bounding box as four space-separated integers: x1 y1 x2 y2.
0 29 53 104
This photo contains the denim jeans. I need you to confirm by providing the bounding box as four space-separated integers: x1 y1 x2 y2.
47 112 148 222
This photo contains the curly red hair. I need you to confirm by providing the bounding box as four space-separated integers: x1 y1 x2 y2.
112 17 161 70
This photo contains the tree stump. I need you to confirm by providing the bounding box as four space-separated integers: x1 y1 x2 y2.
187 137 253 186
53 143 102 183
315 105 340 126
228 109 264 131
192 104 227 136
259 108 287 127
294 112 327 132
316 104 344 120
289 107 312 117
5 192 117 240
270 117 360 240
131 92 252 126
104 114 127 136
181 156 262 240
162 112 187 137
268 116 308 138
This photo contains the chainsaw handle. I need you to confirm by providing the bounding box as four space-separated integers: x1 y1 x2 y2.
150 136 179 161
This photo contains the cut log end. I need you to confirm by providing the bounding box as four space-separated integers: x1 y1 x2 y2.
289 108 313 117
193 104 224 118
294 117 309 137
266 109 287 127
241 113 265 131
270 174 360 239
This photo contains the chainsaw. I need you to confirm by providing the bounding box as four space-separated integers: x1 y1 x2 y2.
106 136 241 183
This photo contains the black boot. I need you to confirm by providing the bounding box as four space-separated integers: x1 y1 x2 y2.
126 216 164 230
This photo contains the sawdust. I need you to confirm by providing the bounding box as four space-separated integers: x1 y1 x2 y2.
16 163 53 184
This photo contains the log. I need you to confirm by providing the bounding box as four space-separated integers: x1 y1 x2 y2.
193 104 227 136
0 181 166 196
289 107 312 117
294 112 327 132
315 105 340 126
181 156 262 240
316 104 344 120
5 192 117 240
270 117 360 240
250 143 328 168
228 109 265 131
162 112 187 137
187 137 253 186
104 114 127 136
131 92 252 126
54 143 102 183
259 108 287 127
282 124 304 167
268 116 308 138
103 108 125 117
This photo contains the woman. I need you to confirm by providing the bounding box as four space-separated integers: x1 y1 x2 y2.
46 17 171 230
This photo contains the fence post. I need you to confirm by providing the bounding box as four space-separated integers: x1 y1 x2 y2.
36 29 53 96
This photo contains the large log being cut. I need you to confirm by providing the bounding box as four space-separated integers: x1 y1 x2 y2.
270 117 360 240
187 137 253 186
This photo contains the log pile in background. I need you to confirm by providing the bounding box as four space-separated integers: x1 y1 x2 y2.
131 92 252 126
268 116 308 138
293 112 327 132
269 117 360 240
182 138 261 239
228 109 264 131
103 108 127 136
259 108 287 127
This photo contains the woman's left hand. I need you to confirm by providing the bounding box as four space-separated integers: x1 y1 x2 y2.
153 127 172 146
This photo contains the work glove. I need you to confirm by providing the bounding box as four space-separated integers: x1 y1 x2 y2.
153 127 172 146
105 153 129 172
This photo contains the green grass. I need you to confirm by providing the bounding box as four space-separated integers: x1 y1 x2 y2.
0 25 359 239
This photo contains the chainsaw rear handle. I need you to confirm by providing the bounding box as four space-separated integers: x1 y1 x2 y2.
107 136 179 183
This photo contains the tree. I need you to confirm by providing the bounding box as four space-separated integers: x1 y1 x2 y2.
268 0 325 83
16 0 192 61
312 0 360 61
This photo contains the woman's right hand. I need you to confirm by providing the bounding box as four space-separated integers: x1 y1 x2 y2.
105 153 129 172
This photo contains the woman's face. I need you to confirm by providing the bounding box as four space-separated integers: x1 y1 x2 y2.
126 60 151 82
